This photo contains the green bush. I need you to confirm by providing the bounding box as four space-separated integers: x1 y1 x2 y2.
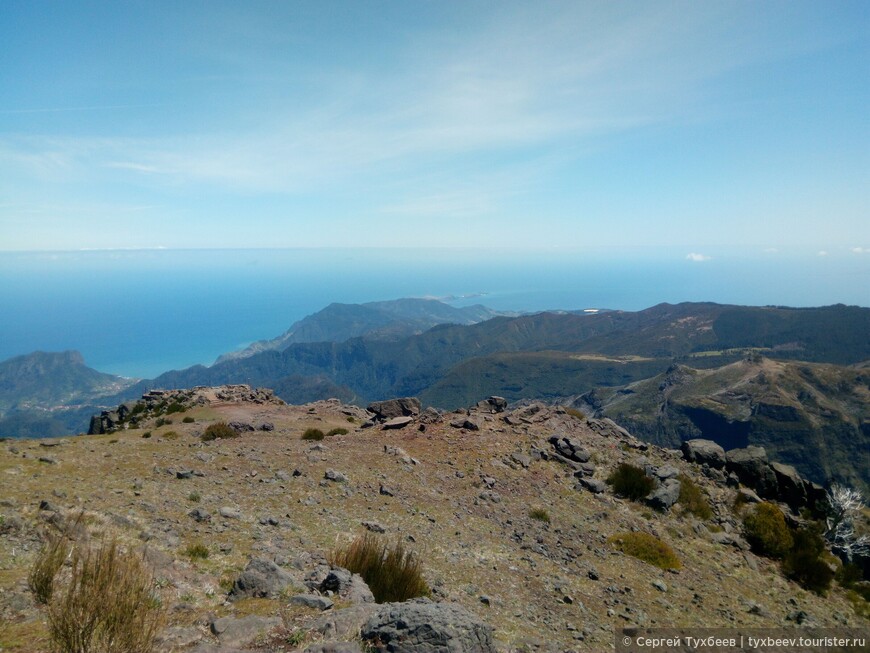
782 528 834 595
46 538 164 653
607 463 655 501
529 508 550 523
201 422 238 442
326 427 349 436
743 502 793 559
141 431 152 439
187 491 201 503
301 428 325 441
608 532 681 570
166 402 185 415
330 532 429 603
677 474 712 520
182 416 195 424
154 417 172 428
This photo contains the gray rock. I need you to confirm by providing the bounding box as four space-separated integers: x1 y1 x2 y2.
259 422 275 431
291 593 334 610
230 558 300 600
652 580 667 592
367 398 421 421
325 469 347 483
210 615 281 647
681 439 726 469
305 643 362 653
228 420 255 433
361 598 495 653
313 604 379 640
450 418 480 431
655 465 680 480
548 435 591 463
476 396 507 413
383 416 414 430
188 508 211 523
176 470 194 479
726 446 778 498
362 521 386 533
379 484 395 497
770 462 807 509
577 478 607 494
509 452 532 469
647 479 681 511
572 463 596 478
38 456 58 465
219 506 242 519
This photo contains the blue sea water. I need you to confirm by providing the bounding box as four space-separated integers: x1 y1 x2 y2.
1 248 868 379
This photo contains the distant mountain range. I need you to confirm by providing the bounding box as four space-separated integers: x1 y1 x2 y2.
1 299 868 489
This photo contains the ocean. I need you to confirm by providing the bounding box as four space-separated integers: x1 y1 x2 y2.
1 248 867 379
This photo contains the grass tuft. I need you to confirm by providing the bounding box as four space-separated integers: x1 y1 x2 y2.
326 427 349 436
329 532 429 603
182 416 195 424
608 531 681 570
201 422 238 442
564 407 586 420
529 507 551 523
29 532 70 604
44 537 165 653
183 543 209 560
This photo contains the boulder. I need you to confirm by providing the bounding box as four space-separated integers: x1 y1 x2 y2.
450 418 480 431
681 439 726 469
291 593 334 610
577 478 607 494
230 558 300 600
361 598 495 653
320 567 375 604
367 398 421 421
476 396 507 413
726 446 778 498
305 644 362 653
548 435 590 463
383 416 413 430
770 462 807 510
210 615 281 648
647 479 681 511
312 604 379 641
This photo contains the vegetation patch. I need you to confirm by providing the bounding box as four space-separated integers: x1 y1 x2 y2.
608 532 681 570
326 427 349 436
330 532 429 603
182 416 195 423
301 428 325 441
201 421 239 442
782 527 834 595
607 463 655 501
28 533 69 604
677 474 712 520
743 502 793 559
187 491 201 503
183 543 210 560
564 407 586 420
529 507 551 523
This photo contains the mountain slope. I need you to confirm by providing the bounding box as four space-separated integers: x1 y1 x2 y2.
578 356 870 491
215 298 506 363
0 350 134 413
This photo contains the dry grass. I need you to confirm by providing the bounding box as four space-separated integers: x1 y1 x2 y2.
330 532 429 603
201 421 238 441
28 533 70 605
677 474 713 520
45 538 165 653
529 507 551 523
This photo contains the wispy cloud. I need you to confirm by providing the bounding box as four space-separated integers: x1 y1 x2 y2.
851 247 868 254
686 252 711 262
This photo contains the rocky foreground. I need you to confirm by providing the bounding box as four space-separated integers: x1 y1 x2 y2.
0 386 867 652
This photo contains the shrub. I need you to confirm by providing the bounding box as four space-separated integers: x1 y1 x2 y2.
326 427 349 437
166 402 185 414
529 508 551 523
161 431 179 441
743 502 793 559
677 474 712 520
187 491 201 503
154 417 172 428
182 416 195 424
783 528 834 595
29 533 69 604
301 428 325 441
46 538 164 653
346 416 356 423
607 532 681 570
329 532 429 603
201 422 238 442
607 463 655 501
183 543 209 560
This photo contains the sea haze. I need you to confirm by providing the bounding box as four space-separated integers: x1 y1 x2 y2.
1 248 867 379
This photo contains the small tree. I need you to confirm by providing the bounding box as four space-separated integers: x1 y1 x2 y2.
825 484 870 563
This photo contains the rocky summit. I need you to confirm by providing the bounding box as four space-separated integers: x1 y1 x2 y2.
0 386 867 652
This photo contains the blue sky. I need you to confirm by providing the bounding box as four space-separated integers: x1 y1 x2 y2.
1 1 868 256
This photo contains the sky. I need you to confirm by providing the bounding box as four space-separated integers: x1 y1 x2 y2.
1 1 868 256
